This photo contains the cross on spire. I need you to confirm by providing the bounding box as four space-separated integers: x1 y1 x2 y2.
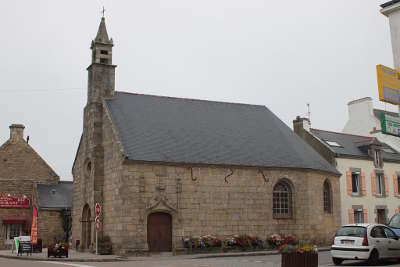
101 6 106 18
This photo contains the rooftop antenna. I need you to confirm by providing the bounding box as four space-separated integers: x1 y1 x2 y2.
307 103 311 126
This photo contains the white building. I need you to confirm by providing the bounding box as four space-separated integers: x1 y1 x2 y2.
381 0 400 70
343 97 400 153
294 117 400 225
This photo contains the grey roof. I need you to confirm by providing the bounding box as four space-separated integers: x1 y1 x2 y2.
37 182 72 209
381 0 400 8
310 129 400 162
105 92 339 175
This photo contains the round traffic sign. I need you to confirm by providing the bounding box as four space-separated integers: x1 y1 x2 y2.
95 203 101 217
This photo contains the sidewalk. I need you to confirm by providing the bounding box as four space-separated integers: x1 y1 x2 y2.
0 248 133 262
0 247 331 262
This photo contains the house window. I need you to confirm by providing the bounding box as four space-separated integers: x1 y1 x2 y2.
397 175 400 196
354 209 364 224
100 58 108 64
100 50 108 55
323 180 332 213
374 150 382 168
4 224 23 240
376 173 384 196
273 181 292 218
352 172 361 195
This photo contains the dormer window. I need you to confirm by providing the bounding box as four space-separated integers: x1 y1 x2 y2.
374 149 383 168
325 140 342 147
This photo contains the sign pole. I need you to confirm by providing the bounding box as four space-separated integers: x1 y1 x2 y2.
94 203 101 255
96 228 98 255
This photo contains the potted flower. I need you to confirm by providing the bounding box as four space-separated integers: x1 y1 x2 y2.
280 244 318 267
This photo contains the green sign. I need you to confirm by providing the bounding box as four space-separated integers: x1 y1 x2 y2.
381 113 400 136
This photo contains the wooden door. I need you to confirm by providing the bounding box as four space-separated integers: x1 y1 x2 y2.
147 212 172 252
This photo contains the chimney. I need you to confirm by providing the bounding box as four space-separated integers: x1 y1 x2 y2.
9 124 25 142
293 116 310 133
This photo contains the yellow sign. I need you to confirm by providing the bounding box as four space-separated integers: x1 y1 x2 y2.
377 64 400 105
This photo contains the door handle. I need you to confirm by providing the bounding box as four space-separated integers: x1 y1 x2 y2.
376 240 380 243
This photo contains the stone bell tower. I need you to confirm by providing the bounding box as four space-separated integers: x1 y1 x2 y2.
87 16 116 104
83 16 116 245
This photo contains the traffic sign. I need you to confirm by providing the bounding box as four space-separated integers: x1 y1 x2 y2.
95 216 100 230
95 203 101 217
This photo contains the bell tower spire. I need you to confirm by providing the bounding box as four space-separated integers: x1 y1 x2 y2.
87 15 116 104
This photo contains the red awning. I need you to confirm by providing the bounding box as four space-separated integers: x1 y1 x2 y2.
1 214 27 224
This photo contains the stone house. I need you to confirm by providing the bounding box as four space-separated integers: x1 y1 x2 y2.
0 124 71 249
294 117 400 226
72 17 342 254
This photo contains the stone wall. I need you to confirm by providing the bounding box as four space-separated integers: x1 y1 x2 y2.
0 180 33 249
70 107 342 255
37 210 64 248
0 126 60 250
102 163 340 254
0 137 59 183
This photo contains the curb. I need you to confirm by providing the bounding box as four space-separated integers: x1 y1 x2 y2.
192 247 331 259
0 254 131 262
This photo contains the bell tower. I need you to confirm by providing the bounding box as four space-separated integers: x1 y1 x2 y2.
87 16 116 104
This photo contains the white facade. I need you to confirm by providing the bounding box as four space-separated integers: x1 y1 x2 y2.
336 157 400 225
381 2 400 70
343 97 400 152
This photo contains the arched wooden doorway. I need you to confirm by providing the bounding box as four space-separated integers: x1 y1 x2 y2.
147 212 172 252
81 204 91 250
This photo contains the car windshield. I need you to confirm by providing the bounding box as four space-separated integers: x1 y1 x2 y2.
389 214 400 229
336 226 366 237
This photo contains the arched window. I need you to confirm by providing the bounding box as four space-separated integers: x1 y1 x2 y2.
323 180 332 213
273 180 292 218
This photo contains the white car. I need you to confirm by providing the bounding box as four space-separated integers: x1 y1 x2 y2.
331 223 400 265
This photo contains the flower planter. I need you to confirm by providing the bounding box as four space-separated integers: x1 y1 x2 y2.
281 252 318 267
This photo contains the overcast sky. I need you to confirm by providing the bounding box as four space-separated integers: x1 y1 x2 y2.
0 0 396 180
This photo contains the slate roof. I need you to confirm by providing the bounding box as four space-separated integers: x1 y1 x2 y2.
310 129 400 162
105 92 339 175
381 0 400 8
37 181 73 210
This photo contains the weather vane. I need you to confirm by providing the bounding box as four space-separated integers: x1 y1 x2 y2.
101 6 106 18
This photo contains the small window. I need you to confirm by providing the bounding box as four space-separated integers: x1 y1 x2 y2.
374 150 383 168
323 180 332 213
273 181 292 218
325 140 342 147
376 173 384 196
354 209 364 224
5 224 23 240
352 172 361 195
100 58 108 64
397 175 400 196
100 50 108 55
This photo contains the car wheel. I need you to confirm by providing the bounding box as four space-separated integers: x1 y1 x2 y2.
368 249 379 266
332 257 344 265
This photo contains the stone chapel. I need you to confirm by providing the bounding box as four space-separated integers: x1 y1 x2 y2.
72 17 341 254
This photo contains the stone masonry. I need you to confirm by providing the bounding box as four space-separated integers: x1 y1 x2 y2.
72 17 341 255
0 124 60 249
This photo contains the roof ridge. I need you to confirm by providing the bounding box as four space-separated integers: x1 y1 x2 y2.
311 128 373 139
114 91 266 108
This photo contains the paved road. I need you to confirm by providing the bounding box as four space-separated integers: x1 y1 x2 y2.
1 251 400 267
